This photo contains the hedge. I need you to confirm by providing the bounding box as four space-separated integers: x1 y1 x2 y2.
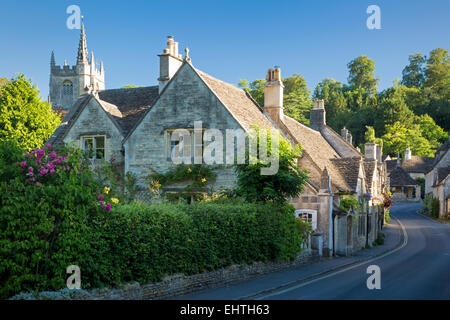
1 198 307 298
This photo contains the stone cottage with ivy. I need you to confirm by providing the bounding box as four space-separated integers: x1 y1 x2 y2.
48 25 388 256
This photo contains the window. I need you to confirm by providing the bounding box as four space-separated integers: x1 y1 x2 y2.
62 81 73 96
295 209 317 230
166 128 204 163
82 135 105 160
358 215 366 236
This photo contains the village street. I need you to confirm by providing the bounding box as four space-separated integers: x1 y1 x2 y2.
178 203 450 300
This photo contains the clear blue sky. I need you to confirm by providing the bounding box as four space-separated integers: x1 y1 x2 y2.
1 0 449 99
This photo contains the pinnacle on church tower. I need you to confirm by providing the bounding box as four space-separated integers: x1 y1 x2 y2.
77 23 89 65
50 51 55 67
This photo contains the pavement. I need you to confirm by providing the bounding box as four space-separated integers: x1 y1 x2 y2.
173 203 442 300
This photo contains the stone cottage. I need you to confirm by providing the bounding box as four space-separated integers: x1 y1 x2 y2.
48 25 387 256
425 138 450 217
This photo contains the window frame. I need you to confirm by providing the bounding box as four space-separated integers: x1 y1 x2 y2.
165 128 205 163
295 209 318 231
81 135 106 160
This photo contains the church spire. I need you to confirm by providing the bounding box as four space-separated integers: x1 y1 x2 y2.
50 51 55 68
77 23 89 65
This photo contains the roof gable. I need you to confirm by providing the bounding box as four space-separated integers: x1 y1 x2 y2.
389 166 419 186
319 125 362 158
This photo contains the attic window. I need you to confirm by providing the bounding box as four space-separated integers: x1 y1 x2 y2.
82 135 105 160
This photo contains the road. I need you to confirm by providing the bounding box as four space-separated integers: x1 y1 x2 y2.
179 203 450 300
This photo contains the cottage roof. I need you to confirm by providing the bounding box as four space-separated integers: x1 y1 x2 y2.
401 156 434 174
389 166 419 186
363 161 377 186
47 86 159 145
194 68 277 131
435 166 450 186
282 116 350 192
319 125 362 158
330 157 364 192
97 86 159 134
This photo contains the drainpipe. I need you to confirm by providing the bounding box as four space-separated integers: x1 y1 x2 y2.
365 200 369 247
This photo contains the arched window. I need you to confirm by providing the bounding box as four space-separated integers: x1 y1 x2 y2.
62 81 73 96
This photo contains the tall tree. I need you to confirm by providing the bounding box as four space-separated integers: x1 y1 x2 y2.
377 81 415 131
0 74 60 151
238 79 265 106
313 78 347 122
347 56 379 94
282 74 313 126
414 114 448 150
424 48 450 97
401 53 426 88
381 121 433 157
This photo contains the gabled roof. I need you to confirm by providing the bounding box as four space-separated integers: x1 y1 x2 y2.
194 68 277 131
363 161 377 186
47 94 91 145
319 125 362 158
48 86 159 146
385 156 435 174
97 86 159 135
434 166 450 186
330 157 364 192
401 156 434 174
281 116 350 192
389 166 419 186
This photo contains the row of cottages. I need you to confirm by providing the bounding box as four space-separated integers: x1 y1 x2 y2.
47 27 388 256
425 139 450 217
384 147 434 202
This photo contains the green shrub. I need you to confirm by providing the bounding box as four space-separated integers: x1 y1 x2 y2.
384 209 391 223
422 193 440 218
1 141 309 298
0 144 107 298
95 200 308 286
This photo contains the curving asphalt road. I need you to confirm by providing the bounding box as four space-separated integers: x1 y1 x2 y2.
178 203 450 300
256 202 450 300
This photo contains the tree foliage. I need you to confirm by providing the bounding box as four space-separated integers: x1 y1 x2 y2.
0 74 60 151
235 126 309 203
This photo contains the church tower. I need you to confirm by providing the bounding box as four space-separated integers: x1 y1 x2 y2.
49 23 105 114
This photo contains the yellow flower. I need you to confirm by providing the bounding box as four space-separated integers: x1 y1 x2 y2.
103 186 110 195
187 167 192 173
201 178 206 183
111 198 119 204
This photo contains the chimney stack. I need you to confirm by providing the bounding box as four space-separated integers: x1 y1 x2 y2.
364 142 377 161
264 66 284 126
158 36 183 94
376 144 382 163
404 147 412 160
340 127 353 145
310 99 326 131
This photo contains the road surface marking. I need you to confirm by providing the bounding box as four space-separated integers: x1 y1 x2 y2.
254 216 408 299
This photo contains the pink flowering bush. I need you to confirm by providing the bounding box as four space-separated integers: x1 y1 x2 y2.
0 141 110 298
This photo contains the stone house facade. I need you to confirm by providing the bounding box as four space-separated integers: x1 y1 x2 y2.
425 139 450 217
48 27 388 256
